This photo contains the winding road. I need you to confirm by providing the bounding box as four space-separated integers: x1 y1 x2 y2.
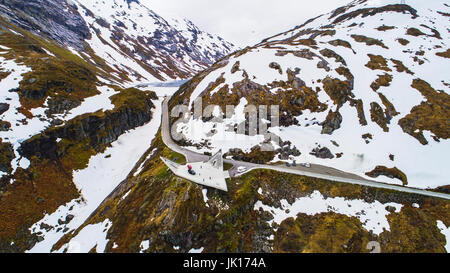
162 97 450 200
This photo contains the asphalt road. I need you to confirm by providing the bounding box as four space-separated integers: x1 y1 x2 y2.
161 97 450 200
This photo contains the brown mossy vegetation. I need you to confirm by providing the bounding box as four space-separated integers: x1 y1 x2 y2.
351 35 388 49
349 99 368 126
0 17 163 251
436 49 450 59
365 54 392 72
231 61 240 74
19 87 157 162
0 86 157 252
376 25 396 31
405 25 442 40
391 59 414 74
199 73 328 128
406 27 427 37
332 4 418 24
362 133 373 140
365 166 408 186
274 213 374 253
0 120 11 131
370 102 389 132
0 158 79 251
398 79 450 145
0 70 11 81
274 197 448 253
378 204 448 253
328 39 355 53
420 25 442 40
0 139 14 173
397 38 410 46
370 73 392 91
378 93 399 122
319 48 346 65
322 77 354 106
289 39 318 48
16 59 98 111
0 18 115 114
56 136 450 253
49 111 450 255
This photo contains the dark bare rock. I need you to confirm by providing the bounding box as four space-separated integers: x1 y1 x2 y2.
0 103 9 115
0 140 14 173
310 146 334 159
321 110 342 135
19 94 156 161
45 96 82 116
276 141 301 160
269 62 283 74
0 120 10 131
0 0 90 50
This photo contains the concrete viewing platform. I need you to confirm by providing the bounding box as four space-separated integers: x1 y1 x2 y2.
161 150 229 191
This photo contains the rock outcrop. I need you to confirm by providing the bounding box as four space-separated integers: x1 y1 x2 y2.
19 90 157 161
0 0 90 50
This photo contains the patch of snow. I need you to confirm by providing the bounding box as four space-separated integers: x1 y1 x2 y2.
56 219 112 253
121 190 131 201
437 220 450 253
28 99 163 252
188 247 204 253
59 85 117 121
133 148 157 177
0 57 48 176
202 188 209 207
140 240 150 253
254 190 402 235
257 187 263 195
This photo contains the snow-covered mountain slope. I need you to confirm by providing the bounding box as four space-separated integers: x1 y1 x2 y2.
172 0 450 189
0 0 236 84
0 0 234 252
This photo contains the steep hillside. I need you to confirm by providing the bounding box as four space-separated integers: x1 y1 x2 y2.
171 0 450 190
36 0 448 254
0 0 449 254
0 0 236 83
44 130 450 253
0 0 235 252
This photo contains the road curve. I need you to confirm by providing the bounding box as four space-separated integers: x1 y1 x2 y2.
161 97 450 200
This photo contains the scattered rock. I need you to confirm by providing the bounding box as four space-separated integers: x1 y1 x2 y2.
321 110 342 135
0 103 9 115
316 59 331 71
0 120 11 131
46 96 82 115
269 62 283 74
0 140 15 173
310 146 334 159
231 61 240 74
276 141 301 160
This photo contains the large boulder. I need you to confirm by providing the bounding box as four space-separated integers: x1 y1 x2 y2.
310 146 334 159
0 103 9 115
321 110 343 135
